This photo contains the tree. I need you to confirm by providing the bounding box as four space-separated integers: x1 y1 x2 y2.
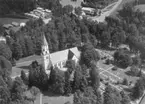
103 85 122 104
73 90 82 104
29 64 49 90
130 65 139 76
94 90 103 104
122 78 128 86
81 43 100 67
11 77 27 101
25 37 34 56
12 41 23 60
0 43 12 60
49 67 65 94
100 31 111 47
132 56 141 66
90 62 100 89
0 86 11 104
120 91 131 104
30 86 40 97
63 5 73 15
75 7 82 16
21 70 29 85
114 50 132 68
64 71 72 95
0 56 12 75
66 60 75 74
132 79 144 100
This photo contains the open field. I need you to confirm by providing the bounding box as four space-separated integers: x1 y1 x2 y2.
17 55 41 64
60 0 82 7
135 4 145 12
0 17 28 25
110 0 135 16
34 93 73 104
11 55 42 78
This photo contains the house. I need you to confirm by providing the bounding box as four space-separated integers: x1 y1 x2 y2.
41 35 81 74
20 22 26 27
12 22 19 27
0 36 6 43
82 7 95 15
3 24 13 29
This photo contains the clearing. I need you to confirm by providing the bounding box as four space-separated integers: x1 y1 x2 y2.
60 0 82 7
135 4 145 12
110 0 135 16
0 17 28 25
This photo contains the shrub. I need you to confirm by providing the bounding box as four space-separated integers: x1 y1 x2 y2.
112 66 118 71
122 78 128 86
105 59 111 65
114 50 132 68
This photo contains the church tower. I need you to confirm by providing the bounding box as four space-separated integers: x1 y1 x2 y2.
41 34 51 74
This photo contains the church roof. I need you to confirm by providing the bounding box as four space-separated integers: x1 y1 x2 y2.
68 50 74 60
50 47 80 64
50 49 68 64
70 47 81 58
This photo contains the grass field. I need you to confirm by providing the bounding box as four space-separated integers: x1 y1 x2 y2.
135 4 145 12
60 0 82 7
34 93 73 104
0 17 28 25
110 0 135 16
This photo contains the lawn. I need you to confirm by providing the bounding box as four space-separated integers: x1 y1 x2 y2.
110 0 135 16
135 4 145 12
0 17 28 25
11 55 42 78
34 92 73 104
60 0 82 7
16 55 41 64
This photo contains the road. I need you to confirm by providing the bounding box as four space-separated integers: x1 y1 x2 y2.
89 0 122 22
139 92 145 104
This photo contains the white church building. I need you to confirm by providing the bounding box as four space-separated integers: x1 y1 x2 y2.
41 35 81 74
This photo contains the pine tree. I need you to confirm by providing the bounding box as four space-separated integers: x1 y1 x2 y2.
64 71 72 95
120 91 131 104
29 64 49 90
12 41 23 60
21 70 28 85
25 37 34 56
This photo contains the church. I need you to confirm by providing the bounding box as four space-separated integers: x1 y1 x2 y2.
41 35 81 74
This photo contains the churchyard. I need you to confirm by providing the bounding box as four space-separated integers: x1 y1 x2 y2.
97 51 139 94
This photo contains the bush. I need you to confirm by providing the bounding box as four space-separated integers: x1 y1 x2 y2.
114 50 132 68
122 78 128 86
112 66 118 71
105 59 111 65
130 66 139 76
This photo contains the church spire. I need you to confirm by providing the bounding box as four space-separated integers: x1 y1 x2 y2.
41 34 51 74
42 34 48 47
